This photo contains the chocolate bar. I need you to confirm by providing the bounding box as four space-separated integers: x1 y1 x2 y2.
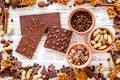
0 1 4 8
20 12 61 35
44 26 73 53
16 18 47 59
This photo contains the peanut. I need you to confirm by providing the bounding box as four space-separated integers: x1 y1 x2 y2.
107 35 112 44
21 70 26 80
93 29 100 38
93 42 102 49
7 27 14 35
26 69 33 79
115 58 120 64
33 74 42 80
91 40 96 45
94 34 101 41
103 34 108 41
98 45 107 50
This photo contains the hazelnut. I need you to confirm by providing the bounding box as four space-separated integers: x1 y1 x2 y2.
5 0 10 4
10 67 15 72
0 39 6 44
4 41 10 47
38 1 46 7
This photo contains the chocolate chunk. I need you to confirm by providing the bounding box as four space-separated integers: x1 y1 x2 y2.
60 67 68 74
115 77 120 80
16 18 47 59
49 64 55 71
15 61 22 68
114 16 120 26
44 26 72 53
48 71 57 78
0 52 2 62
20 12 61 35
41 65 48 79
0 1 4 8
0 67 11 77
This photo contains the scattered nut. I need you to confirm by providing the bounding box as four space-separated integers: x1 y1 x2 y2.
115 40 120 50
57 73 68 80
38 1 46 7
57 0 69 4
107 69 117 80
89 0 100 6
26 69 33 79
108 58 115 69
5 0 10 4
0 39 6 44
114 1 120 11
107 7 117 18
1 58 11 67
0 30 4 37
73 0 84 5
22 0 36 6
21 70 26 80
33 74 42 80
7 27 14 35
115 58 120 64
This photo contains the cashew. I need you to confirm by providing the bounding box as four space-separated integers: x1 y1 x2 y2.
21 70 26 80
93 42 102 49
7 77 14 80
94 34 101 41
0 31 4 37
115 58 120 64
107 35 112 44
26 69 33 79
93 29 101 38
98 45 107 50
108 58 114 69
103 34 108 41
33 74 42 80
5 0 10 4
7 27 14 35
91 40 96 45
0 25 3 31
103 30 107 34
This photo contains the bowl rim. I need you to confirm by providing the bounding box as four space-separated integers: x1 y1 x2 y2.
88 27 115 53
66 43 92 68
68 7 96 34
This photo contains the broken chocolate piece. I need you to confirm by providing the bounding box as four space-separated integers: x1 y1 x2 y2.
10 0 21 9
114 16 120 26
41 65 48 79
20 12 61 35
44 26 73 53
0 66 11 77
0 1 4 8
16 18 47 59
48 71 57 78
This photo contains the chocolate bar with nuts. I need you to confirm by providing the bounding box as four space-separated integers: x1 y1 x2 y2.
16 18 47 59
44 26 73 53
20 12 61 35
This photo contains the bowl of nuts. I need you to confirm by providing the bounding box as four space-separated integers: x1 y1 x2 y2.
88 27 115 52
68 8 95 34
66 43 92 68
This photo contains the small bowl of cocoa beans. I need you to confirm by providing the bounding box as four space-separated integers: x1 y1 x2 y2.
88 27 115 52
68 8 95 34
66 43 92 68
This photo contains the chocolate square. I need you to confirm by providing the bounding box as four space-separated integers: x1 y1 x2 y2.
44 26 73 53
20 12 61 35
16 18 47 59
